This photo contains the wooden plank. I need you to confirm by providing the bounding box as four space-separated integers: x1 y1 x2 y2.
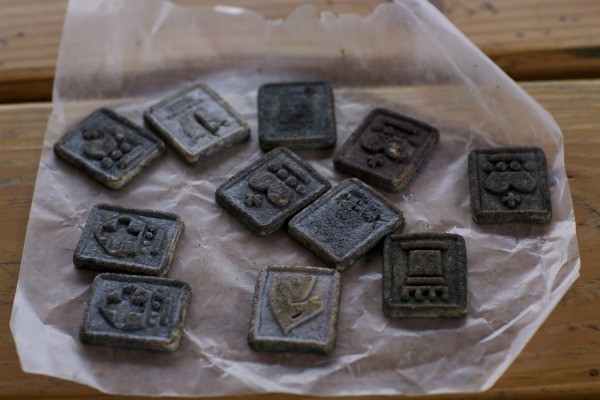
0 80 599 399
0 0 599 103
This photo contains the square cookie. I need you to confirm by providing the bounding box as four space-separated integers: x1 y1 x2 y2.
248 265 341 354
54 108 165 190
288 178 404 271
80 273 191 352
383 233 467 318
215 147 331 236
334 108 439 192
258 82 336 151
468 147 552 224
144 83 250 164
73 204 184 276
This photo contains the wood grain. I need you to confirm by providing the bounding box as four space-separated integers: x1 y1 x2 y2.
0 0 599 102
0 80 599 399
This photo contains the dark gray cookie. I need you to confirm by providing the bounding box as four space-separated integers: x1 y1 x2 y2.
80 273 191 352
215 147 331 236
334 108 438 192
383 233 467 318
468 147 552 224
258 82 336 151
144 83 250 164
73 204 184 276
248 265 341 354
288 178 404 271
54 108 165 189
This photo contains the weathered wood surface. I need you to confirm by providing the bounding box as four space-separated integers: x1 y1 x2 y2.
0 0 599 102
0 80 599 399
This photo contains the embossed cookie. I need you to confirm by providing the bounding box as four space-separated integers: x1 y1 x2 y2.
383 233 467 318
288 178 404 271
80 273 191 352
469 147 552 224
144 83 250 164
334 108 439 192
258 82 336 151
73 204 184 276
54 108 165 189
215 147 331 236
248 265 341 354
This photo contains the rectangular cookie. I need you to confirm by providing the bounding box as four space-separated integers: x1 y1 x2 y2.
248 265 341 354
73 204 184 276
215 147 331 236
258 82 336 151
54 108 165 189
80 273 191 352
468 147 552 224
144 83 250 164
288 178 404 271
383 233 467 318
334 108 438 192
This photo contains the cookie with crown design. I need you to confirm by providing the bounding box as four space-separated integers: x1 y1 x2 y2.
73 204 184 276
80 273 191 351
469 147 552 224
383 233 467 318
248 265 341 354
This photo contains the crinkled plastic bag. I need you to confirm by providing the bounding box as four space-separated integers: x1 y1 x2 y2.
10 0 580 396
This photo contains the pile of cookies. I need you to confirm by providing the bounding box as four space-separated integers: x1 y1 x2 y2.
54 81 552 354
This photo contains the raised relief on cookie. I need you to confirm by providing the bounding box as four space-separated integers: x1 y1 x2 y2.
74 204 183 276
215 147 331 236
248 266 341 354
469 147 552 224
98 284 173 331
334 108 439 192
145 83 250 164
288 178 404 271
53 108 165 189
383 233 467 318
269 274 324 334
80 273 191 352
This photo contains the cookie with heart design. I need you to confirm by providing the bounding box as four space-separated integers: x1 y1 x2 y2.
248 265 341 354
468 147 552 224
215 147 331 236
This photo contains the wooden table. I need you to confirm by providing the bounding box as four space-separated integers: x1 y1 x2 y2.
0 1 598 399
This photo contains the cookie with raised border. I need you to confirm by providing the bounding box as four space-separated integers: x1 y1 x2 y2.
73 204 184 276
54 108 164 189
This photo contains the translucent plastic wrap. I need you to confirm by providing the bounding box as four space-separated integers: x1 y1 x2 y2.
10 0 580 396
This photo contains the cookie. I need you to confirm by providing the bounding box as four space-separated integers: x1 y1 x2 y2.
288 178 404 271
468 147 552 224
73 204 184 276
248 265 341 354
54 108 165 189
215 147 331 236
258 82 336 151
144 83 250 164
334 108 438 192
80 273 191 352
383 233 467 318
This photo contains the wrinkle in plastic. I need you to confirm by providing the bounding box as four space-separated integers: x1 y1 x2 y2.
10 0 580 396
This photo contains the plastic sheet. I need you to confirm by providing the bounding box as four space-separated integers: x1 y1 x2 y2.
10 0 580 396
